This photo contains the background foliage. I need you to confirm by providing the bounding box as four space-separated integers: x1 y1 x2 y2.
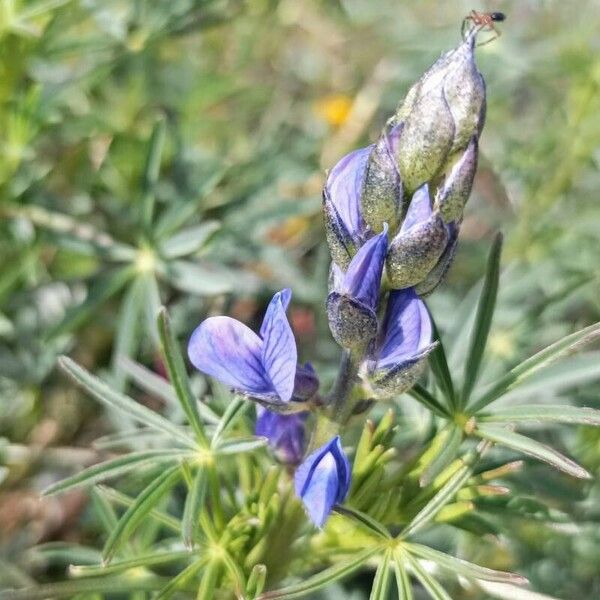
1 0 599 598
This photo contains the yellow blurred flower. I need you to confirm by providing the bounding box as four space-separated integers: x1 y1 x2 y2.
314 94 353 128
488 330 515 360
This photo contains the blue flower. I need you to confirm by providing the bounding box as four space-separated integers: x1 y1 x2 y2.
386 185 449 289
188 289 316 407
255 409 307 465
323 146 372 269
326 228 388 348
366 288 436 397
294 436 351 528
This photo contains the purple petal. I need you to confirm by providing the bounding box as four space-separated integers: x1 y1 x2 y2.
340 227 388 311
188 316 272 394
378 289 432 367
260 290 297 402
293 363 319 401
256 410 306 464
325 147 371 241
401 184 433 233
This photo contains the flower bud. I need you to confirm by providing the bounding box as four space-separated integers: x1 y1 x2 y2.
360 122 404 233
415 222 460 296
395 36 485 194
365 288 435 399
327 228 387 348
256 409 306 465
322 147 371 269
294 436 351 527
386 185 448 289
434 137 478 223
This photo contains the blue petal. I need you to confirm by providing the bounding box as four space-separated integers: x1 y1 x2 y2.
378 289 432 368
295 449 340 528
260 290 297 402
400 184 432 233
188 316 272 394
325 146 371 241
329 436 351 502
256 410 306 464
340 227 388 311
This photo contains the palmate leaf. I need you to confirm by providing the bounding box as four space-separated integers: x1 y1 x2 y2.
428 317 456 410
406 543 527 585
215 436 268 455
140 116 167 230
419 425 462 487
48 267 134 339
0 574 169 600
260 546 382 599
70 550 191 577
155 559 205 600
163 260 235 296
468 321 600 414
160 221 221 259
475 425 591 479
407 384 450 419
196 559 223 600
401 444 486 539
59 356 197 448
369 549 393 600
461 233 503 405
404 553 452 600
158 307 208 446
182 466 208 549
42 449 190 495
333 505 391 540
211 395 248 448
479 405 600 426
475 579 562 600
393 552 414 600
102 465 182 564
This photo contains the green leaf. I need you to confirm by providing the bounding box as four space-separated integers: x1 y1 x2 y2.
479 405 600 426
182 466 208 549
393 552 413 600
407 385 450 419
111 277 145 391
0 575 169 600
160 221 221 259
407 543 527 585
468 322 600 414
42 449 188 495
211 395 248 448
163 260 234 296
405 554 452 600
260 546 382 599
401 446 485 538
154 559 206 600
59 356 197 448
475 425 591 479
428 317 456 410
141 273 162 346
215 436 267 455
419 426 463 487
48 267 134 339
158 307 208 446
141 116 167 229
196 559 223 600
102 465 181 563
369 550 392 600
70 551 191 577
96 486 181 533
334 505 391 540
461 233 503 405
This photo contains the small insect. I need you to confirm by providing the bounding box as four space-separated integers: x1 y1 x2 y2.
461 10 506 45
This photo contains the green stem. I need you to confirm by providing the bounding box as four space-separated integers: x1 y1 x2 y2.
307 348 362 452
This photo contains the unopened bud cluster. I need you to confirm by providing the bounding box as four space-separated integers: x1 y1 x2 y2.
324 34 485 396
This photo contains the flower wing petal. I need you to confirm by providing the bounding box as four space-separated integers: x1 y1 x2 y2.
188 316 271 394
260 290 297 402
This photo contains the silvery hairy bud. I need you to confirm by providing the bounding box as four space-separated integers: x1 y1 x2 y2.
360 123 404 233
395 34 485 195
386 185 449 289
327 229 387 348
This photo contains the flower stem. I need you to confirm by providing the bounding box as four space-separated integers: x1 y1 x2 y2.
306 348 362 452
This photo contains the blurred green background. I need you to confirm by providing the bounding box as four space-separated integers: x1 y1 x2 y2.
0 0 599 597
